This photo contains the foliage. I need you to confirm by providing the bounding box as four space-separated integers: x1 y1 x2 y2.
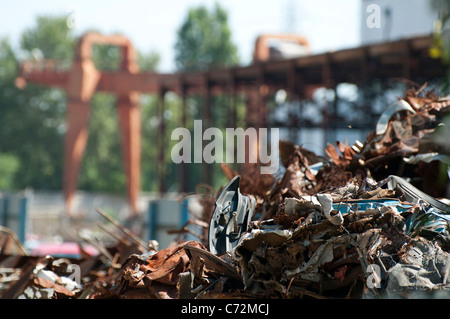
0 153 20 189
20 15 76 62
430 0 450 88
138 50 161 72
174 3 239 71
0 18 71 190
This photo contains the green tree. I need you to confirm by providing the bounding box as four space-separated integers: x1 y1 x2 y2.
431 0 450 88
174 3 239 71
0 153 20 189
21 15 76 62
0 16 74 190
138 50 161 72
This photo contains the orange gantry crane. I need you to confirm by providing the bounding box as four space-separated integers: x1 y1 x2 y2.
17 33 142 216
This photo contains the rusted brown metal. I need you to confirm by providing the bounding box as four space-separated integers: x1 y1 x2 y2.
113 240 205 299
0 226 29 256
96 207 147 251
252 34 310 62
183 244 241 281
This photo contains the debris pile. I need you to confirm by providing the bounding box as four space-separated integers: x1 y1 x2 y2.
0 208 147 299
1 87 449 299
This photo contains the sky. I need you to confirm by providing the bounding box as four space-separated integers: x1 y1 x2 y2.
0 0 361 72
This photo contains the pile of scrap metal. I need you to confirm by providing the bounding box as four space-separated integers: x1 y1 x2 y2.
234 88 450 298
314 86 450 199
110 178 450 299
110 88 450 299
0 209 149 299
233 175 450 299
1 88 450 299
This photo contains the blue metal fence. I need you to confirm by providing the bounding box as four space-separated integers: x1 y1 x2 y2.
0 194 28 243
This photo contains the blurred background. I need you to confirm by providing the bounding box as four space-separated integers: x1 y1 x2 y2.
0 0 449 254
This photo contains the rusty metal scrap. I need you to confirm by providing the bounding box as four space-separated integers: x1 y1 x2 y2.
112 240 204 299
0 226 29 256
304 89 450 201
232 177 450 299
1 88 449 300
1 256 82 299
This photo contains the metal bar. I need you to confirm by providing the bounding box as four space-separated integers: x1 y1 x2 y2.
117 94 141 216
147 201 158 242
201 77 212 186
179 84 188 193
322 54 332 148
0 197 8 227
158 89 166 194
78 231 114 263
97 223 129 246
63 99 91 215
18 197 27 244
95 208 147 250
